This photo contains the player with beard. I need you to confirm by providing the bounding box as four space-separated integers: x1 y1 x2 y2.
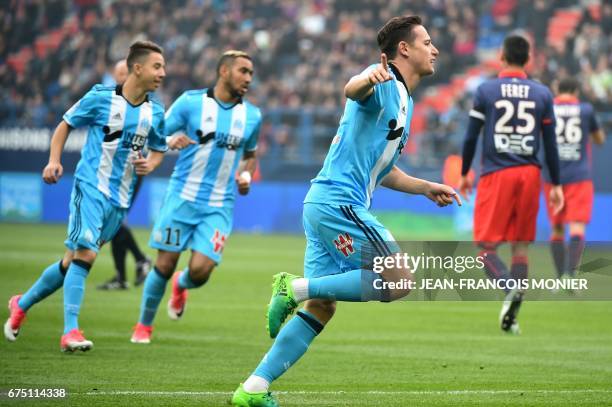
131 50 262 344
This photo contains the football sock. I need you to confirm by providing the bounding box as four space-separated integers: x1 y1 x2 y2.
251 310 323 387
568 234 585 277
291 278 309 302
63 259 91 334
138 268 169 326
243 375 270 393
511 256 528 282
307 268 384 302
178 268 204 289
111 225 129 282
550 238 566 278
18 260 67 311
480 250 511 293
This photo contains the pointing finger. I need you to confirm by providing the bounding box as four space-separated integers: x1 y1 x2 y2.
380 53 388 70
451 193 462 206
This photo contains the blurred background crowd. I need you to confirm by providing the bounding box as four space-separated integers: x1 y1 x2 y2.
0 0 610 179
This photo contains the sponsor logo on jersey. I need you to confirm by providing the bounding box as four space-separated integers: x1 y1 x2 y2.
386 119 404 141
493 134 534 155
102 125 147 151
195 130 242 150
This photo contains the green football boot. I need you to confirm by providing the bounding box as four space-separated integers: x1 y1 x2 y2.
231 383 279 407
266 272 299 338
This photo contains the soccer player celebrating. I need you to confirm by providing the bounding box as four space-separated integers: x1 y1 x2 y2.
458 35 564 334
130 50 261 344
3 41 167 352
231 16 460 406
546 77 605 281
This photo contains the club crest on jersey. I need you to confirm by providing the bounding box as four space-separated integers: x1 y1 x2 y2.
211 229 227 253
334 233 355 257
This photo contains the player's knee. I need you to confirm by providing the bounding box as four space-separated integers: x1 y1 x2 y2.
382 267 413 302
551 232 564 241
304 299 336 322
74 249 96 265
511 242 528 257
568 223 585 237
61 251 74 270
187 253 216 285
188 264 214 286
319 300 336 317
155 255 178 277
478 242 499 251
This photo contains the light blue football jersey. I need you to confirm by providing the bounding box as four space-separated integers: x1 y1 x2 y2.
63 84 167 208
164 88 262 208
304 64 413 208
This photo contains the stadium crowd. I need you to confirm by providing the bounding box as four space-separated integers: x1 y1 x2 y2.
0 0 610 165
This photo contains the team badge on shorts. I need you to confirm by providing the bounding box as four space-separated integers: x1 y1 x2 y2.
334 233 355 257
211 229 227 253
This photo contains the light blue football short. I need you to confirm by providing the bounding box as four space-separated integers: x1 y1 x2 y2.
65 180 127 253
149 193 233 264
302 202 399 279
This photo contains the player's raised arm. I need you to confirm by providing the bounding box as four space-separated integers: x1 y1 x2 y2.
42 120 72 184
381 166 461 207
344 53 391 101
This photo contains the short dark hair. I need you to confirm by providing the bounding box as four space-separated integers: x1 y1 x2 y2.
558 77 580 94
502 35 529 66
126 41 164 72
216 50 252 77
377 16 423 59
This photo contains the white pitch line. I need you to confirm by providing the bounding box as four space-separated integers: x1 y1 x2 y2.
79 389 612 396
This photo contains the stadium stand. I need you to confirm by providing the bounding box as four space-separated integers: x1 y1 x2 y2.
0 0 610 180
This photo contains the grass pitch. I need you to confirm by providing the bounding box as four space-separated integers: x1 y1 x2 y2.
0 223 611 406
